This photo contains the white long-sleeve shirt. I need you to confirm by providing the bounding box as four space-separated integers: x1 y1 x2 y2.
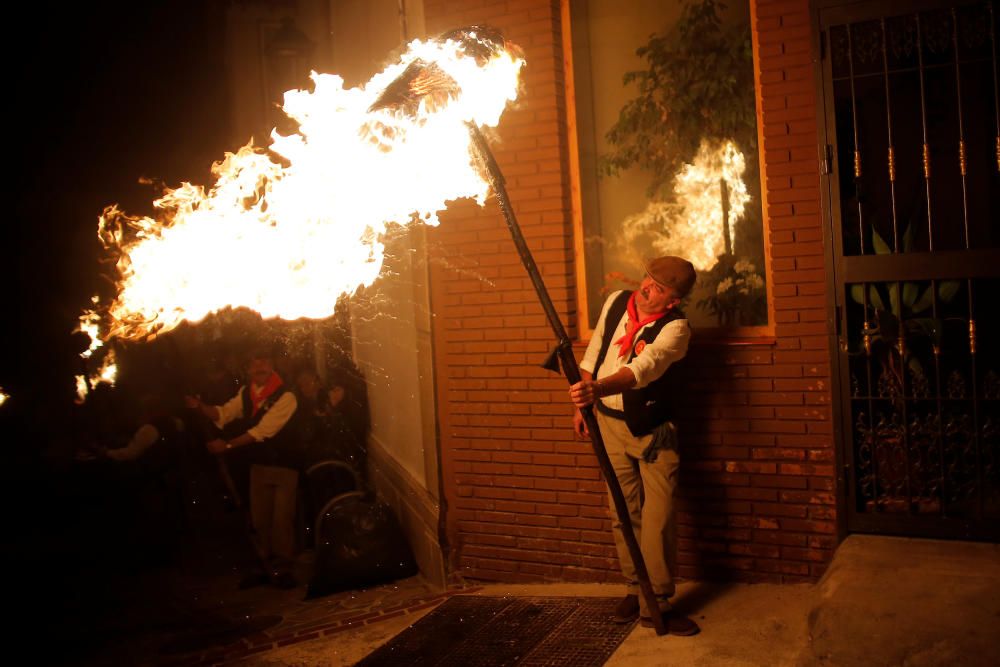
580 290 691 411
213 386 297 442
106 417 185 462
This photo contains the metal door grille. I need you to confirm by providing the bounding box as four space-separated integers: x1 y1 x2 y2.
819 0 1000 539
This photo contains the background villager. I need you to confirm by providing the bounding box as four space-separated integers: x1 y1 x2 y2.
570 255 701 636
290 367 364 473
104 393 185 465
185 346 299 588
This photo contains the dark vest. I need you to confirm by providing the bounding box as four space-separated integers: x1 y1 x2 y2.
592 291 687 437
230 384 291 465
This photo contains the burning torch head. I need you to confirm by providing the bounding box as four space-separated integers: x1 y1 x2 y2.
368 25 516 117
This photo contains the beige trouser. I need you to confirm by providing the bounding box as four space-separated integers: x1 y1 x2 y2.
596 410 680 613
249 464 299 563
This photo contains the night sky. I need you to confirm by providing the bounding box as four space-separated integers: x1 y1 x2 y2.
3 1 230 419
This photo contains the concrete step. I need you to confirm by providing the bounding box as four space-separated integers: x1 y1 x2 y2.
800 534 1000 667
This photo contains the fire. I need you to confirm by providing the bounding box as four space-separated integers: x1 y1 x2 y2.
0 387 8 407
78 299 103 359
75 348 118 404
75 376 89 404
622 139 750 271
94 29 523 342
97 349 118 386
76 297 117 401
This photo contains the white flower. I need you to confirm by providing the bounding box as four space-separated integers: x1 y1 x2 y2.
734 259 756 274
748 274 764 290
717 277 734 295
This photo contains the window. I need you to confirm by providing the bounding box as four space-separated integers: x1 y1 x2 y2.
565 0 770 334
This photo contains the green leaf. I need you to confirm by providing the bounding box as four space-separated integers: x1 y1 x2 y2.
937 280 961 303
850 284 865 305
902 222 915 254
902 282 919 310
911 285 934 314
869 285 885 311
889 282 900 317
871 226 892 255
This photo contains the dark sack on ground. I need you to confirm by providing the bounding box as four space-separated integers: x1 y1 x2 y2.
306 491 418 599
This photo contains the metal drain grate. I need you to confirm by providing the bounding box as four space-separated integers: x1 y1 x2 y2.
356 596 634 667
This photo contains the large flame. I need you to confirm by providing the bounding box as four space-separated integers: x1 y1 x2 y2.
621 139 750 271
96 31 523 341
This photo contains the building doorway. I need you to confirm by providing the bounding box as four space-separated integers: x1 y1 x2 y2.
818 0 1000 539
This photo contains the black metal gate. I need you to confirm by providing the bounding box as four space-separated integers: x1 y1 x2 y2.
817 0 1000 539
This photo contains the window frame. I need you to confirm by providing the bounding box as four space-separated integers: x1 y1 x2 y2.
560 0 776 342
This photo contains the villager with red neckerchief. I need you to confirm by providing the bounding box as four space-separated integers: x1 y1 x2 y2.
185 345 299 589
569 255 700 636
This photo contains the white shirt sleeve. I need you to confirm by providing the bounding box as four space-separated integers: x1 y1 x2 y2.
624 318 691 389
246 392 298 442
213 389 246 430
580 291 623 375
106 423 160 462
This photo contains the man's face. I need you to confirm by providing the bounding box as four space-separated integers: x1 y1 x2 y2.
248 357 274 386
636 275 679 314
297 372 320 399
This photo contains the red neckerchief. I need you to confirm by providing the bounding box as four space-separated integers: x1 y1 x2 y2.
249 372 284 416
614 292 667 358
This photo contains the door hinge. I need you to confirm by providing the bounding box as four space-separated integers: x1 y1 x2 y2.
820 144 833 175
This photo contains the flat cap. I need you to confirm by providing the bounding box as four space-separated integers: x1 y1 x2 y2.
642 255 697 298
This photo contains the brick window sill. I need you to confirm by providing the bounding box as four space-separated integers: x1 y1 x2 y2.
573 327 777 350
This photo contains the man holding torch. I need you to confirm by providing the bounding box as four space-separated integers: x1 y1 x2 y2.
569 255 699 636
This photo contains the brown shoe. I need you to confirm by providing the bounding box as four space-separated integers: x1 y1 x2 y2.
612 594 639 623
640 612 701 636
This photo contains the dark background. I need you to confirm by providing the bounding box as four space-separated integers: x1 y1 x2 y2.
0 1 233 642
2 1 230 437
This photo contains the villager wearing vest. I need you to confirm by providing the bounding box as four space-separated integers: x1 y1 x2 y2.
570 255 700 636
185 348 299 588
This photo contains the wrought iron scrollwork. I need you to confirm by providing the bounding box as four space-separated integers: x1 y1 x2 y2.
984 371 1000 401
943 411 977 506
909 362 930 399
853 21 883 67
887 14 918 61
947 370 967 400
922 11 953 56
908 412 942 512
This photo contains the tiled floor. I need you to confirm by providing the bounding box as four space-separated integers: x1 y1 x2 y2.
163 575 479 666
55 486 464 667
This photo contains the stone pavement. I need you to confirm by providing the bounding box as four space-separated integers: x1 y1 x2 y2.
186 535 1000 667
25 482 1000 667
55 533 1000 666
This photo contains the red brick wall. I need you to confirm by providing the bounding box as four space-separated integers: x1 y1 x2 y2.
425 0 836 585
